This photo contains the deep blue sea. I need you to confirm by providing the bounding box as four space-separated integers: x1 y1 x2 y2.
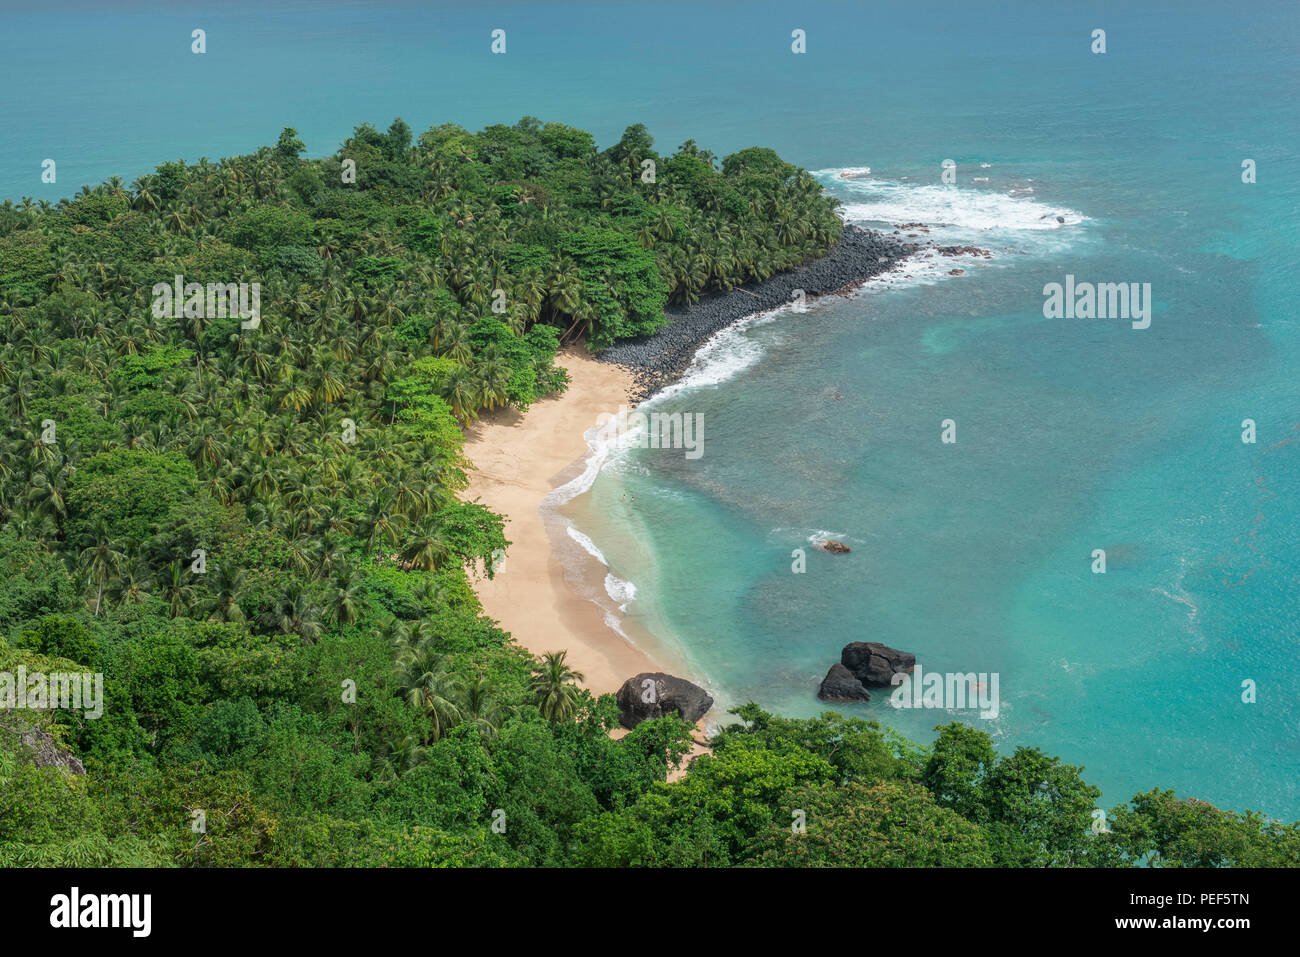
4 1 1298 820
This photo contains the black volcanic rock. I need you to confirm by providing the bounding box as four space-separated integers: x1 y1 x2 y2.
597 224 916 401
617 673 714 729
936 244 992 259
841 641 917 687
817 663 870 702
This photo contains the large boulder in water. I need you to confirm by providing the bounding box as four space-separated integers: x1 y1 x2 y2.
817 663 871 702
617 673 714 729
841 642 916 687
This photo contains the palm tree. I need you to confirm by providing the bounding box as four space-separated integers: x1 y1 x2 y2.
78 531 126 616
272 582 323 643
161 560 196 619
441 366 478 421
26 465 70 524
284 536 321 579
276 368 313 412
361 494 404 558
545 261 582 325
400 518 451 571
559 300 597 345
397 646 463 743
460 675 506 740
530 651 585 723
115 559 155 609
327 571 361 637
205 566 247 624
130 177 158 211
437 323 473 365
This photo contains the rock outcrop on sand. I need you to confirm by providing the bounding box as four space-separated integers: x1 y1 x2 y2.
817 663 871 702
840 641 917 687
617 673 714 729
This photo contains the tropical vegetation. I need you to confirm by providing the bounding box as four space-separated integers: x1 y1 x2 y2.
0 119 1295 867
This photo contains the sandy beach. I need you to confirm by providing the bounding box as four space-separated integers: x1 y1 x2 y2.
463 347 663 696
461 224 915 703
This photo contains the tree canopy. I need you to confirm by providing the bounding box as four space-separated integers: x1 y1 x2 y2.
0 119 1292 868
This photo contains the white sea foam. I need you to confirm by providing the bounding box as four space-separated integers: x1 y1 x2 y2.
847 246 957 290
837 181 1084 234
553 467 640 619
567 525 607 563
769 527 853 544
537 425 641 633
806 529 850 544
605 572 638 609
645 302 790 405
602 609 632 640
544 416 631 510
649 169 1088 407
813 165 1083 233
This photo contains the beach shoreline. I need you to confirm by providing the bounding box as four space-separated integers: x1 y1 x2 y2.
464 225 921 705
464 355 712 778
463 348 682 697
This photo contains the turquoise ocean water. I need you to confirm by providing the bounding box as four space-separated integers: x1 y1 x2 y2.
4 1 1298 819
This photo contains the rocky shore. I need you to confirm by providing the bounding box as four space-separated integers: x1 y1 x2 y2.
596 223 918 401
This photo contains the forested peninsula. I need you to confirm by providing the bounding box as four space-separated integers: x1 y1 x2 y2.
0 118 1295 867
